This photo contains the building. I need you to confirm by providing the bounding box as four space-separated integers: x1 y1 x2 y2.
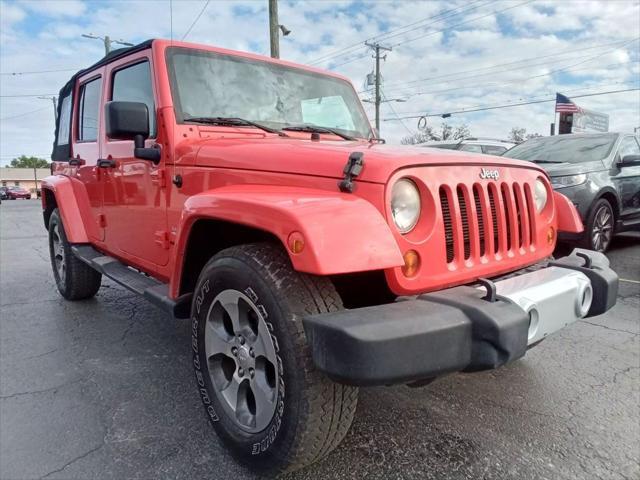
0 168 51 194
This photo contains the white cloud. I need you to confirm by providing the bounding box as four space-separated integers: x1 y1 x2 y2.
0 0 639 164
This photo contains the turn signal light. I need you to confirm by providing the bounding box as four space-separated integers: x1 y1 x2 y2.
547 226 555 246
288 232 305 254
402 250 420 278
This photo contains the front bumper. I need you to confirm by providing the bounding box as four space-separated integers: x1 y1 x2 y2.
303 249 618 386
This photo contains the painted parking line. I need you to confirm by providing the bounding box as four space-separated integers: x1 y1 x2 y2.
620 278 640 284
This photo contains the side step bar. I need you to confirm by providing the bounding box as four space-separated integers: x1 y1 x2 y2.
71 245 192 319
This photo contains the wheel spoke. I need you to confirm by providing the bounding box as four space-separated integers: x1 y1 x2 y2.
251 382 276 427
219 296 241 335
221 376 241 410
205 323 233 358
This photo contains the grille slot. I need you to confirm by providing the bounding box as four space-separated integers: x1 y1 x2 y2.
473 185 486 256
457 186 471 260
487 185 500 253
501 184 513 251
513 183 524 248
439 187 454 263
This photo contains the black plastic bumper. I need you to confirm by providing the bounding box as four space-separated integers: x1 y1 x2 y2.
303 249 618 386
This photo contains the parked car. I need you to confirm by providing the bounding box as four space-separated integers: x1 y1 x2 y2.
5 186 32 199
41 39 618 475
503 133 640 252
422 137 515 155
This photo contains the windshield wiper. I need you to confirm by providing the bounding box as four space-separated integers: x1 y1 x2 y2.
530 159 564 164
183 116 289 137
282 124 357 141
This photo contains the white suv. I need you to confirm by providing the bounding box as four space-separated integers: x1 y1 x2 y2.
422 137 515 156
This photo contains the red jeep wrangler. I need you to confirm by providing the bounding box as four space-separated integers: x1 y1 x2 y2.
42 39 618 474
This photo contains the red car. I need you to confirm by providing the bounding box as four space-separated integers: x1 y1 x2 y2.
41 39 618 474
6 186 31 199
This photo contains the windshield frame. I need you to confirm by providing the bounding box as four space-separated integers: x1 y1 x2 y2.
503 133 619 164
165 46 373 139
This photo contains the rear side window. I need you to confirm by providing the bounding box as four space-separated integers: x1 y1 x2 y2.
460 144 483 153
57 94 72 146
78 77 102 141
111 61 156 137
482 145 507 155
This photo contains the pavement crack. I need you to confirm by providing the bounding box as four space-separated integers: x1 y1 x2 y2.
0 377 83 400
40 441 105 479
578 320 639 336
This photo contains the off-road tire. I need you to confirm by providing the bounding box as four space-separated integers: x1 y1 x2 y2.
581 198 615 252
191 242 358 475
48 208 102 300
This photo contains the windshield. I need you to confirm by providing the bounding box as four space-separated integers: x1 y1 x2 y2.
166 48 372 139
503 134 617 164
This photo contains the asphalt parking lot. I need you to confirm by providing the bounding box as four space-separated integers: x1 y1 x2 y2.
1 200 638 480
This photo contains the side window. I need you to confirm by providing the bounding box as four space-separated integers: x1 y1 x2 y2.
482 145 507 155
618 136 640 158
111 61 156 137
460 144 483 153
78 77 102 142
57 93 72 146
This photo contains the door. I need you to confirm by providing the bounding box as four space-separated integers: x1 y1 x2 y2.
72 70 105 241
611 136 640 224
100 55 169 267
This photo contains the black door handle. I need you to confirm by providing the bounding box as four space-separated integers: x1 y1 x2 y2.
69 158 84 166
97 158 116 168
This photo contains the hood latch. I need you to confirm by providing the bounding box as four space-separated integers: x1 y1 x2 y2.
338 152 364 193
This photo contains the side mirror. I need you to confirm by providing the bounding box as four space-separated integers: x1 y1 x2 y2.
619 154 640 167
105 101 160 163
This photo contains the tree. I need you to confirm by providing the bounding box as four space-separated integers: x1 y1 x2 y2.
401 123 471 145
508 127 542 144
9 155 49 168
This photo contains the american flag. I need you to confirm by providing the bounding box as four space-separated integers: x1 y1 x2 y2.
555 93 582 113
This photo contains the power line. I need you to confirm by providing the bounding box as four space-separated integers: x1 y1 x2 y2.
182 0 211 41
380 37 640 92
330 0 534 70
0 68 77 76
394 51 640 100
385 87 640 121
382 90 413 135
0 106 50 121
309 0 490 65
389 0 535 49
0 94 58 98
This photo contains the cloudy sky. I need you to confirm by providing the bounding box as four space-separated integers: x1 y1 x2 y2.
0 0 639 165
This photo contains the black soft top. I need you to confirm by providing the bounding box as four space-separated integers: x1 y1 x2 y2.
51 39 154 161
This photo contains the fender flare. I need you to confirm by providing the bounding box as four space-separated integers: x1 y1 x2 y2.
40 175 98 243
172 185 404 295
553 190 584 234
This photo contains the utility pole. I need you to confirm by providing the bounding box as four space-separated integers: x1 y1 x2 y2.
269 0 280 58
82 34 134 56
268 0 291 59
365 42 392 134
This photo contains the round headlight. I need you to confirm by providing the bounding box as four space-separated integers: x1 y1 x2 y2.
391 179 421 233
534 178 548 213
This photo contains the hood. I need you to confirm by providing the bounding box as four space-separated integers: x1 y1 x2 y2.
192 136 544 184
536 159 605 177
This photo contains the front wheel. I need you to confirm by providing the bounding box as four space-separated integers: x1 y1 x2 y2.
191 243 358 475
582 199 615 252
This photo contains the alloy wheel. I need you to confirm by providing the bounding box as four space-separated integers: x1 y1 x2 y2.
51 223 66 283
591 205 613 252
204 289 279 433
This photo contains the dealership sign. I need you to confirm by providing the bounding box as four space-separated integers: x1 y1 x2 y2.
571 108 610 133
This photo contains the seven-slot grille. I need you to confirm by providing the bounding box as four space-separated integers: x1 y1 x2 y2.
439 182 536 263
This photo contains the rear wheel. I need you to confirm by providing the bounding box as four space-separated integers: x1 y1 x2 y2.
192 243 358 475
582 199 614 252
48 209 102 300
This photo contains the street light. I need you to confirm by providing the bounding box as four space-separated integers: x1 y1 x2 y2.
82 34 134 56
